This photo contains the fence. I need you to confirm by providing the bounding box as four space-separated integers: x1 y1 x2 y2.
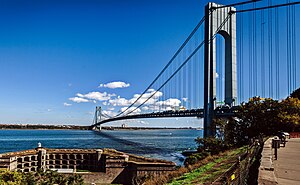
211 136 264 185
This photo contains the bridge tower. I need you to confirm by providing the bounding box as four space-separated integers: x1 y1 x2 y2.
94 106 102 130
204 2 237 137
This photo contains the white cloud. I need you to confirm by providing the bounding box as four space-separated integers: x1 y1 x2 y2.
142 106 149 111
109 97 130 107
99 81 130 89
80 92 115 101
69 97 89 103
148 89 155 92
102 110 117 117
156 98 181 107
216 72 219 78
108 89 163 108
76 93 84 97
138 98 181 112
120 107 141 115
129 89 163 105
63 102 72 107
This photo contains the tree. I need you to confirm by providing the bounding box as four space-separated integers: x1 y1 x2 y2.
277 97 300 131
291 87 300 99
232 96 300 144
236 97 281 138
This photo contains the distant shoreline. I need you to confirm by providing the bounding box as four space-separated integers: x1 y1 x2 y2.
0 124 198 130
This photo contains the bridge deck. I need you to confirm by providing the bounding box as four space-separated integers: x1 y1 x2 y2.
92 107 238 126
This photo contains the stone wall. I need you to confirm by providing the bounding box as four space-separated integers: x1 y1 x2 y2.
0 147 176 184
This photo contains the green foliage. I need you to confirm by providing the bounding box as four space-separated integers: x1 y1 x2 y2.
222 95 300 146
0 170 84 185
184 152 209 166
195 137 229 155
207 94 300 147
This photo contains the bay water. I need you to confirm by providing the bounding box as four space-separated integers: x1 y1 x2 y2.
0 129 202 165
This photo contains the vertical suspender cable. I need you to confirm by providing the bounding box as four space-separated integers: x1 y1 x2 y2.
220 36 223 102
190 37 194 109
287 0 291 94
241 6 244 102
238 13 241 103
169 65 171 109
194 33 198 108
261 10 265 97
275 7 279 99
268 0 273 98
292 5 297 90
175 58 178 107
181 50 185 108
249 11 252 98
253 2 258 95
292 4 296 90
186 41 190 109
183 49 186 108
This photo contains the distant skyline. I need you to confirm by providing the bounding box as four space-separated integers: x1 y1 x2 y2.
0 0 299 127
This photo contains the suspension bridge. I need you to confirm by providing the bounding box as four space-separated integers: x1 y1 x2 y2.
91 0 300 137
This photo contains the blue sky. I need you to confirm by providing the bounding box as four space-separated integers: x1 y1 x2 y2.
0 0 299 126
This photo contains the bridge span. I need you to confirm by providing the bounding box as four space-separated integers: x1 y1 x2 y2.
90 1 299 135
91 106 239 127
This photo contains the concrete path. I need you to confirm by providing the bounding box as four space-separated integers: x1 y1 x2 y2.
273 138 300 185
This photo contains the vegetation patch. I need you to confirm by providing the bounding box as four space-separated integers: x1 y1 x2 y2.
167 147 246 185
0 169 83 185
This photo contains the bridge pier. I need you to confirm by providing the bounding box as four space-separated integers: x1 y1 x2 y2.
204 2 237 137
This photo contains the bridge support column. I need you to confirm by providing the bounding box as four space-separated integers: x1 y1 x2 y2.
204 2 237 137
95 106 102 131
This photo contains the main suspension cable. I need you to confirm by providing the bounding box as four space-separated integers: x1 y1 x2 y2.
125 14 232 116
115 16 206 117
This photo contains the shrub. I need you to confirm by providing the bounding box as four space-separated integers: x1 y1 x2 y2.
184 152 209 166
195 137 229 155
0 170 84 185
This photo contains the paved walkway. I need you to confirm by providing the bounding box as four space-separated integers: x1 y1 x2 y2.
258 138 300 185
273 138 300 185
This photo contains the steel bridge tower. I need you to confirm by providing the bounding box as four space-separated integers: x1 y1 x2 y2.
204 2 237 137
94 106 102 130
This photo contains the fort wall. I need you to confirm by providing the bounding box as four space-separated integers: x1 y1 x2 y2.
0 145 175 184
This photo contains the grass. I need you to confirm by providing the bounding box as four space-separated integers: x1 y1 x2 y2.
167 146 247 185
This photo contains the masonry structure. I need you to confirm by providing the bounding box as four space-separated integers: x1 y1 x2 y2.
0 144 175 184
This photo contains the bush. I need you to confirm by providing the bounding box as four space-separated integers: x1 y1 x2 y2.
0 170 83 185
184 152 209 166
195 137 230 155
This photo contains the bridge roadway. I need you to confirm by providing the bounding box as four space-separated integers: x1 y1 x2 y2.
92 106 239 127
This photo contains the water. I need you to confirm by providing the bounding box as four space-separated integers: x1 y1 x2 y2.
0 129 202 165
